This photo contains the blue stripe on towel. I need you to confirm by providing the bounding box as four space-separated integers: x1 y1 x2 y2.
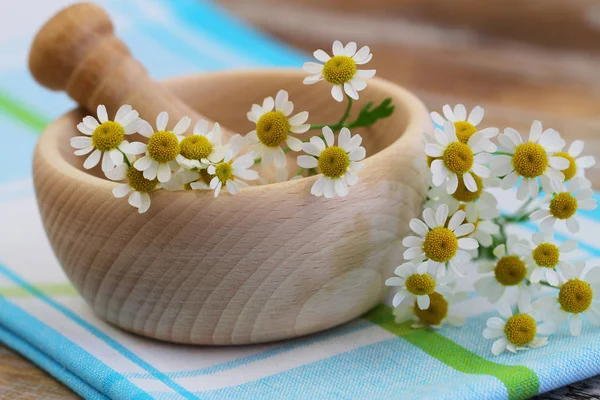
0 264 197 399
0 298 153 400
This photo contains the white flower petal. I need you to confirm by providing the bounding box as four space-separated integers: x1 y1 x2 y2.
289 111 309 126
156 111 168 131
172 116 191 135
353 46 371 63
467 106 484 125
273 148 287 168
286 136 303 152
334 179 349 197
112 183 132 198
323 126 335 147
458 237 478 250
138 193 151 214
491 338 508 356
128 190 142 208
83 149 101 169
448 210 466 231
409 218 429 236
157 163 172 183
96 105 108 123
331 85 344 102
343 82 359 100
417 295 430 310
311 176 327 196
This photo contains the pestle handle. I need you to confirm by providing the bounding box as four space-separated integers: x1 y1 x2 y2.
29 2 205 127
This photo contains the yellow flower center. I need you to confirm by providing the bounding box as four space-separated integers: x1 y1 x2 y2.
454 121 478 144
256 111 290 148
532 243 560 268
494 255 527 286
126 167 159 193
504 314 536 346
322 55 357 85
554 151 576 181
512 142 548 178
549 192 578 220
318 146 350 178
215 161 234 184
180 135 213 160
442 142 474 175
559 279 593 314
92 121 125 152
414 292 448 325
147 131 180 163
423 227 458 262
452 173 482 202
405 274 436 296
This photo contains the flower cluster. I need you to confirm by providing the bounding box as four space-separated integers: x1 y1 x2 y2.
69 41 391 212
388 104 599 355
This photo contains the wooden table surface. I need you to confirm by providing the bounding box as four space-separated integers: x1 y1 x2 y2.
2 0 600 398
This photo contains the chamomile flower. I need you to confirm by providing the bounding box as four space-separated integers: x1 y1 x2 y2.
534 262 600 336
133 112 190 183
475 236 534 303
554 140 596 181
71 104 142 172
430 104 498 152
303 40 375 102
484 298 548 355
518 233 576 287
393 291 467 329
385 262 454 310
105 163 158 214
246 90 310 168
402 204 478 277
426 121 493 194
297 126 365 198
176 120 226 169
530 177 596 234
426 184 500 248
207 134 259 197
491 121 569 200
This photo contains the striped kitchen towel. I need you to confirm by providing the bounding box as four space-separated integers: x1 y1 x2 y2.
2 1 600 399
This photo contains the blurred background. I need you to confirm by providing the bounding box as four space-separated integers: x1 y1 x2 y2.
1 0 599 398
217 0 600 186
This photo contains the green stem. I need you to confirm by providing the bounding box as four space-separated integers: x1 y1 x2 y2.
337 96 353 126
504 193 536 223
118 149 131 168
492 152 513 156
294 167 305 177
309 95 354 132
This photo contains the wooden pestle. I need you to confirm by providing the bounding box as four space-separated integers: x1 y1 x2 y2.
29 2 221 133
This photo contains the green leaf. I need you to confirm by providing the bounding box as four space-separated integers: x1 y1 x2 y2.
349 97 395 129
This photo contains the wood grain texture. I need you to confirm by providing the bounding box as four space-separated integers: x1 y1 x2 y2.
29 3 202 130
33 70 429 345
0 345 78 399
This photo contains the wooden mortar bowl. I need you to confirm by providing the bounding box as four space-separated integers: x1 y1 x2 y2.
33 69 430 345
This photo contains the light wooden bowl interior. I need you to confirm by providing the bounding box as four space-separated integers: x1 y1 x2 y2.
34 69 430 345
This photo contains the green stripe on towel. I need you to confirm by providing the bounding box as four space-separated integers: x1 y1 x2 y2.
0 283 78 298
365 304 540 400
0 89 49 132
